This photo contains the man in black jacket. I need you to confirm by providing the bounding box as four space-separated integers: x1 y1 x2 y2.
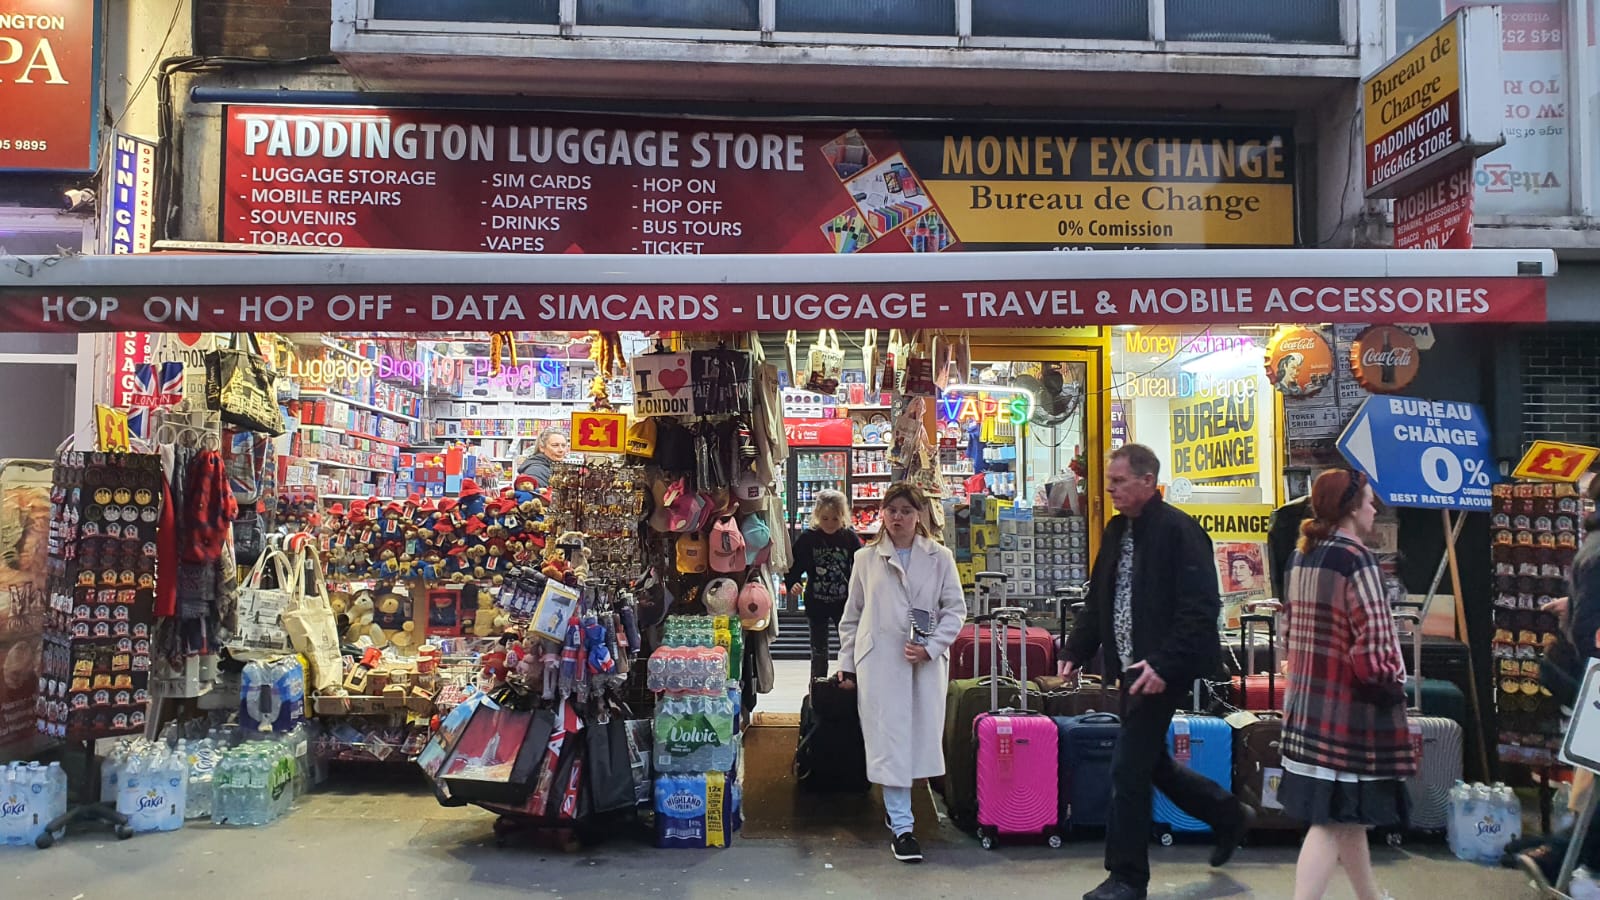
1060 444 1251 900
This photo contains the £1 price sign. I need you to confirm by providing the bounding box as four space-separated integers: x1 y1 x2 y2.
1512 441 1600 484
571 411 628 454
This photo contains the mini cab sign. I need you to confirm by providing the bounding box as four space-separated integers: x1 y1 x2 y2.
1362 6 1504 198
570 411 628 454
1513 441 1600 484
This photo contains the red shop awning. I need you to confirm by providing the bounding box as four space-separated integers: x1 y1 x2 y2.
0 246 1555 333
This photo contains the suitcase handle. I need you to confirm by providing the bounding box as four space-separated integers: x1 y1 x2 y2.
974 571 1008 619
1076 712 1120 725
1238 611 1279 709
1393 610 1423 714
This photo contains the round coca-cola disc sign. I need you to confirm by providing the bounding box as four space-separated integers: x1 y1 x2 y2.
1350 325 1421 393
1264 327 1334 398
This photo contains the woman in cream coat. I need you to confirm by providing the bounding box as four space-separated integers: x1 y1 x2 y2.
837 482 967 863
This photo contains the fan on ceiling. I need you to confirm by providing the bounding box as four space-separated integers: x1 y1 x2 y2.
1012 364 1083 428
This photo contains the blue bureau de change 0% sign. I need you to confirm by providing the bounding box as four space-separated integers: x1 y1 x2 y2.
1336 396 1499 510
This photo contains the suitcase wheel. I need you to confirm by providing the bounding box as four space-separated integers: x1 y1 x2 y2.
1385 832 1403 849
1157 830 1174 847
979 828 996 850
1047 833 1063 849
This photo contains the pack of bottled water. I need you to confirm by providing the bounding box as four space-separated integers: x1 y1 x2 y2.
1447 781 1522 864
105 740 190 833
0 761 69 847
210 728 304 827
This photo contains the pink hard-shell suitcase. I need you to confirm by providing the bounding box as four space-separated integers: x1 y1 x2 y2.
973 608 1063 850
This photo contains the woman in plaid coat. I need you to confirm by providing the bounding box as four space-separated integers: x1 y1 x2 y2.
1280 469 1416 900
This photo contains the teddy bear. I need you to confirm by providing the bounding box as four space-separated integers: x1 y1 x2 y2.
343 591 387 647
374 591 418 651
469 589 500 638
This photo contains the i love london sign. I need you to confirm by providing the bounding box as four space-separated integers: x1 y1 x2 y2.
0 247 1553 333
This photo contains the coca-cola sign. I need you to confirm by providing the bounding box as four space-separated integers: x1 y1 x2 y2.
1350 325 1421 393
1264 326 1335 399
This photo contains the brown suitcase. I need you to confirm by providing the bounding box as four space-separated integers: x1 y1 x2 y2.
1038 674 1121 718
1232 714 1302 833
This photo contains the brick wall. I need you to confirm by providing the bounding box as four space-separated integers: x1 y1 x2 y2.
1520 327 1600 448
195 0 332 58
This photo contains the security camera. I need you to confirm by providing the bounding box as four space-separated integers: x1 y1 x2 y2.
63 188 96 212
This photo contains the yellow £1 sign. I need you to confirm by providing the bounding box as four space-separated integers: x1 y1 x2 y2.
570 411 628 454
1512 441 1600 484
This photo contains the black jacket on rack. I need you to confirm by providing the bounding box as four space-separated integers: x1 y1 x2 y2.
1061 496 1221 690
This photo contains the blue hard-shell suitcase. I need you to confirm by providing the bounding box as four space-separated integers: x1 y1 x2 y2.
1152 714 1233 840
1054 712 1119 831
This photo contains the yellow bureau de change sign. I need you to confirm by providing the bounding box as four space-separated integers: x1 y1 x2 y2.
909 125 1297 248
1168 392 1261 484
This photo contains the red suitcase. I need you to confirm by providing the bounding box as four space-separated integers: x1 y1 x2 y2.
951 624 1054 680
974 608 1062 850
1229 607 1286 711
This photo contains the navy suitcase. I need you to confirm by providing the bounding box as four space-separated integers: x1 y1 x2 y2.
1054 712 1119 832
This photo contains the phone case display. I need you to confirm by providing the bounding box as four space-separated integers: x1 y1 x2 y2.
789 450 849 532
38 451 163 741
991 507 1089 608
1490 481 1580 766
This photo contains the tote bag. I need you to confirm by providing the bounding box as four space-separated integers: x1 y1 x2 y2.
205 334 284 435
280 543 344 693
231 548 296 656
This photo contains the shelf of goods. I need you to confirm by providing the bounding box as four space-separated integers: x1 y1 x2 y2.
300 390 421 424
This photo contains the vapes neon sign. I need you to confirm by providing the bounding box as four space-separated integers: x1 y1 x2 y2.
937 387 1033 427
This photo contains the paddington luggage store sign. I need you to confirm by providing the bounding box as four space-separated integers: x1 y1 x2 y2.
222 106 1297 253
0 0 101 171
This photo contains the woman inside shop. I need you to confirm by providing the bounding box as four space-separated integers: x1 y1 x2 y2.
1279 469 1415 900
517 427 570 489
835 482 966 864
786 489 863 680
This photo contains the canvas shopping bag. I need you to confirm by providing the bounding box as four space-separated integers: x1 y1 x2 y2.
805 330 845 395
230 548 297 656
280 544 344 693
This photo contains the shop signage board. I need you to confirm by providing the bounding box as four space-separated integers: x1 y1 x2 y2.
569 411 627 454
1393 165 1475 249
1336 396 1499 510
784 418 852 447
0 0 101 171
1176 503 1274 542
221 106 1297 252
1560 659 1600 773
1511 440 1600 483
101 132 156 254
1363 6 1505 199
0 248 1554 333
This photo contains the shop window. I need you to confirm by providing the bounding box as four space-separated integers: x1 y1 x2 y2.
371 0 559 24
577 0 759 29
972 0 1147 41
1109 326 1274 503
774 0 956 36
1164 0 1341 43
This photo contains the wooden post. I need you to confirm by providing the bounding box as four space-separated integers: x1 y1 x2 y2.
1443 508 1492 781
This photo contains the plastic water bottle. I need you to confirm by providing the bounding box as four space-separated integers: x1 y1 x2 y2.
1447 780 1470 860
1574 868 1600 900
211 752 235 825
47 762 67 823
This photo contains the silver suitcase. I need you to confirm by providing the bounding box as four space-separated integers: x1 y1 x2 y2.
1395 611 1463 836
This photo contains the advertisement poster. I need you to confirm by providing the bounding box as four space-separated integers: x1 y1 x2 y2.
1285 325 1375 466
1168 392 1260 485
0 460 51 755
1394 165 1475 248
0 0 100 171
1448 0 1569 215
221 106 1298 254
1216 541 1270 629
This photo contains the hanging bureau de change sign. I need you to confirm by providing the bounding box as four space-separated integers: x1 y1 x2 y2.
1362 6 1504 199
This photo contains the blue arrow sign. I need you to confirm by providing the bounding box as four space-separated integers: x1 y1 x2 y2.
1336 397 1500 510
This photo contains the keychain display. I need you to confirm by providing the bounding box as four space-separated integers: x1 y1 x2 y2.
37 450 163 740
1491 481 1581 766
